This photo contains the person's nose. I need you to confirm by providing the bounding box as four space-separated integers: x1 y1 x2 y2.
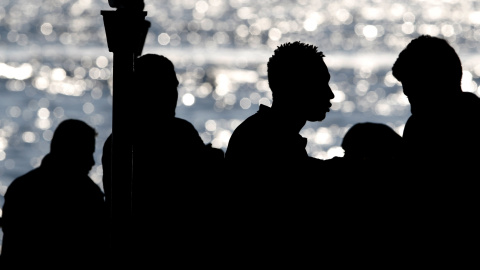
328 85 335 99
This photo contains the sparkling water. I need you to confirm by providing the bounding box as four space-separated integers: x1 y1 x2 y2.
2 0 480 250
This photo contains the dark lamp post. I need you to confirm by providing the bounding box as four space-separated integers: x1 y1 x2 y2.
101 0 149 267
101 8 150 57
108 0 145 10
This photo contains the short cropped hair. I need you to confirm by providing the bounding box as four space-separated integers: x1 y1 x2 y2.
134 54 179 114
392 35 462 87
50 119 97 155
267 41 325 97
134 54 176 84
342 122 403 160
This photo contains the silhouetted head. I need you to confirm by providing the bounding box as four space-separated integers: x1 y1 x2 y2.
341 122 403 161
50 119 97 173
267 41 334 122
134 53 179 118
392 35 463 114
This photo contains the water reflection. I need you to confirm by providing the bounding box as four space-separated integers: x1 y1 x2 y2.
1 0 480 200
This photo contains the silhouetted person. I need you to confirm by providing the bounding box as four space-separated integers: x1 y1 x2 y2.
0 119 107 269
102 53 225 268
225 41 334 177
391 35 480 264
341 122 405 177
338 122 406 241
223 41 336 266
392 35 480 177
338 121 405 205
342 122 403 161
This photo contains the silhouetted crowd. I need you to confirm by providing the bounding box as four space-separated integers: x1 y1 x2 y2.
1 34 479 269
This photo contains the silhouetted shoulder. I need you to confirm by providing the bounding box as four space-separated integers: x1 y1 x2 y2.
4 168 43 199
459 91 480 109
226 105 308 160
163 117 206 150
171 117 204 137
224 106 266 161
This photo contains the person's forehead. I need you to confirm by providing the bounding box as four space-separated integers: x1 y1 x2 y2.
303 59 329 77
301 56 327 68
318 59 329 74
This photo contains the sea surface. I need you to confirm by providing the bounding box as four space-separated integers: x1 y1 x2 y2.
2 0 480 252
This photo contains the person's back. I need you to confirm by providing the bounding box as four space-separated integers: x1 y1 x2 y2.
1 119 107 269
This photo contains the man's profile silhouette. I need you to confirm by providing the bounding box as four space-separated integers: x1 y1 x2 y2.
225 41 335 177
223 41 336 266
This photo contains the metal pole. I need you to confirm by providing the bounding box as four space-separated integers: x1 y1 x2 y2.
101 1 149 267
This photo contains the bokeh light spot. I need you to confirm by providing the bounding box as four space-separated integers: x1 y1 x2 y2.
0 138 8 151
22 132 37 143
158 33 170 45
83 102 95 114
37 108 50 119
402 22 415 35
303 18 318 32
51 68 66 81
40 23 53 35
240 97 251 109
268 28 282 41
182 93 195 106
205 120 217 132
363 25 378 40
96 56 109 68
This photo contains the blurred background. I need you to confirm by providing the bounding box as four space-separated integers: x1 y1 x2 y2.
1 0 480 247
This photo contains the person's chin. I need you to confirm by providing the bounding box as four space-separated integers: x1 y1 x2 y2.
308 113 327 122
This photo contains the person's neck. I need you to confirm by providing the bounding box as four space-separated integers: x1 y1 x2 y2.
270 103 306 133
